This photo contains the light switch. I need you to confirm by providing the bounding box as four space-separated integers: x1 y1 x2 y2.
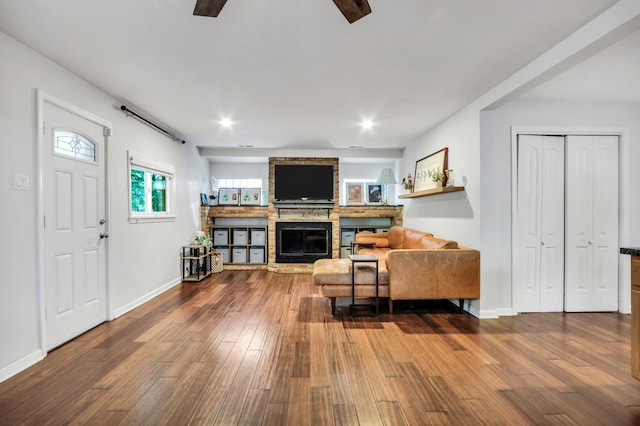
14 173 30 191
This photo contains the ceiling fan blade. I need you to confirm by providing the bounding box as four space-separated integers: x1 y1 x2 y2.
332 0 371 23
193 0 228 17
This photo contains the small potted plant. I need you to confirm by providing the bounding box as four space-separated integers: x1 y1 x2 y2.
401 173 413 192
194 231 212 251
430 168 445 187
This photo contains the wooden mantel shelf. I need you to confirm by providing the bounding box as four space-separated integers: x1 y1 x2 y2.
398 186 465 199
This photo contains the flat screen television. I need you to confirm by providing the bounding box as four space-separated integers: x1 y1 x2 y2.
274 164 334 201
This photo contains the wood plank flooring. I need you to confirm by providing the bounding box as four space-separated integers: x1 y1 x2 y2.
2 270 640 425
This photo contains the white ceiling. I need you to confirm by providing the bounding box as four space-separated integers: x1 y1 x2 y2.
0 0 633 154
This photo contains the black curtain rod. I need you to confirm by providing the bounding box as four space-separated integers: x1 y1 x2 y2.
120 105 186 144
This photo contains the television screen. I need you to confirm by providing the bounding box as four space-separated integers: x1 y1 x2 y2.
274 164 334 201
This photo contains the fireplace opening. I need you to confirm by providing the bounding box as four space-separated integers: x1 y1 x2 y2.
276 222 332 263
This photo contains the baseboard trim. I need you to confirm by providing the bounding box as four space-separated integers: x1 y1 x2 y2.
112 276 182 319
495 307 515 316
479 307 515 319
0 349 45 383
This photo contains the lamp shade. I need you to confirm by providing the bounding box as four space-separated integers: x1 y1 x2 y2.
376 168 397 185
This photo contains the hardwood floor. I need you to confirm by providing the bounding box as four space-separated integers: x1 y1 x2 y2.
2 270 640 425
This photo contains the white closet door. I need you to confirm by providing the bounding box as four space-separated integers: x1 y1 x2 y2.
565 135 618 312
515 135 565 312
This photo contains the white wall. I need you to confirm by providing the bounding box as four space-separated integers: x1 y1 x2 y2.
209 160 398 205
399 107 482 316
400 108 480 246
0 31 210 381
480 100 640 315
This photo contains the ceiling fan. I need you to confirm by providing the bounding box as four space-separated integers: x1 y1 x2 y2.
193 0 371 23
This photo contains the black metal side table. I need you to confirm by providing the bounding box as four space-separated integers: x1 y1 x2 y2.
349 254 379 316
350 241 375 255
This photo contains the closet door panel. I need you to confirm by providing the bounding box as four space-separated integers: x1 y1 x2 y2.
565 135 618 312
515 135 564 312
539 137 565 312
593 138 618 246
565 137 593 311
515 135 544 312
592 136 619 311
539 241 565 311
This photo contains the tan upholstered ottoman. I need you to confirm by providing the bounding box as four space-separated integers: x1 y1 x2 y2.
312 258 389 315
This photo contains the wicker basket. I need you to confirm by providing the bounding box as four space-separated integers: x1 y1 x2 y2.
211 252 223 273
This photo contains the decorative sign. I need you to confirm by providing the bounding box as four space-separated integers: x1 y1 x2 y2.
414 148 448 192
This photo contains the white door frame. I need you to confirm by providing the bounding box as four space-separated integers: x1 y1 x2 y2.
35 90 113 355
510 126 630 314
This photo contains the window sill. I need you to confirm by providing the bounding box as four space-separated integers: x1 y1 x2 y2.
128 215 176 224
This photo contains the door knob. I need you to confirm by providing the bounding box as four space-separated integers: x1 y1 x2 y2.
100 232 109 239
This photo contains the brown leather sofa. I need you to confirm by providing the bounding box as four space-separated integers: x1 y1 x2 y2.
312 226 480 314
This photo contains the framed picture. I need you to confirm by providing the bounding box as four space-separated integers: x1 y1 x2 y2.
218 188 239 205
346 182 364 205
200 193 208 206
366 183 383 205
240 188 261 205
414 147 448 192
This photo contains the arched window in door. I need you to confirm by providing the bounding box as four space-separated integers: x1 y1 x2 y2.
53 129 97 163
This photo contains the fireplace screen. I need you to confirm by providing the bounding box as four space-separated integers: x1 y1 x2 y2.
276 222 332 263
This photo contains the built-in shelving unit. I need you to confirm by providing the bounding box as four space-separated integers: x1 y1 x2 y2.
211 217 268 265
398 186 465 199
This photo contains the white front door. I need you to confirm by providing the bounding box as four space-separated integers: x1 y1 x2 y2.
43 101 108 350
514 135 565 312
565 135 619 312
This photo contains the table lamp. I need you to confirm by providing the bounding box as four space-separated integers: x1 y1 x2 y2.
376 168 397 204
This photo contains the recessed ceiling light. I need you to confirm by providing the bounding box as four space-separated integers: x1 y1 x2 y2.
359 118 375 130
219 117 234 128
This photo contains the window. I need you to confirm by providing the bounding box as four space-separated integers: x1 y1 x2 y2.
129 151 175 222
53 130 96 163
216 178 262 189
